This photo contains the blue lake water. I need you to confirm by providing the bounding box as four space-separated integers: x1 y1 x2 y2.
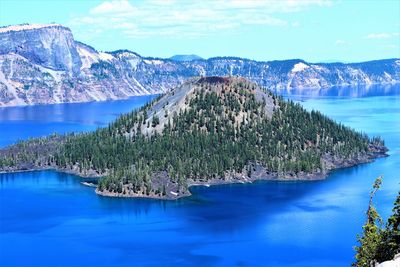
0 85 399 266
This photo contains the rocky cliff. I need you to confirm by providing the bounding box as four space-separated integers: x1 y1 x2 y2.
0 24 82 74
0 23 399 107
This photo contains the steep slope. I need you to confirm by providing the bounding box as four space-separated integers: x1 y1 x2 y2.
0 25 158 106
0 24 82 74
0 77 387 199
0 24 399 107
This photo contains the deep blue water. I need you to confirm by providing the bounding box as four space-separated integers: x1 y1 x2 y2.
0 85 399 266
0 95 157 148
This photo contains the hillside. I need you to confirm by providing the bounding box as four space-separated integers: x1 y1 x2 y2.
0 23 399 107
0 77 387 199
169 54 203 61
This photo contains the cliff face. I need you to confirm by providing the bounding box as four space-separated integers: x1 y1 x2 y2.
133 58 400 92
0 23 399 107
0 24 82 74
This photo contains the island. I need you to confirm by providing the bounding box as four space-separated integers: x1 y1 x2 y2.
0 76 388 199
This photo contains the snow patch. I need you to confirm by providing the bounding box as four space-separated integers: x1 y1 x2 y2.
292 62 309 72
99 52 114 61
117 51 140 59
77 45 100 69
144 59 164 65
128 58 140 69
77 45 114 68
311 65 326 71
0 23 62 33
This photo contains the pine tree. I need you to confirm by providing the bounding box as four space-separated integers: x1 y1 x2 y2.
152 115 160 127
353 176 383 267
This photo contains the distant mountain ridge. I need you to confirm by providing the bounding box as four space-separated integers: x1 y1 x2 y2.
0 23 399 107
169 54 203 61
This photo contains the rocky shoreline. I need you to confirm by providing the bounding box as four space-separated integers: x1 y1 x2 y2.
0 144 388 200
94 146 388 200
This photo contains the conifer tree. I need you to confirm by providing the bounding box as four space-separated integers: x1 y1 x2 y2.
353 176 383 267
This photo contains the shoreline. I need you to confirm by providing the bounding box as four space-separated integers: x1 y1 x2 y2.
1 81 399 109
95 174 327 200
0 149 389 201
95 149 388 200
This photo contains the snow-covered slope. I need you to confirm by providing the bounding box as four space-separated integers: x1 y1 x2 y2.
0 24 399 107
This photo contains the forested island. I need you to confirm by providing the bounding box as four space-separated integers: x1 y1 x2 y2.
0 77 388 199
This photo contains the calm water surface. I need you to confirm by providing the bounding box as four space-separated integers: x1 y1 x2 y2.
0 95 157 148
0 85 399 267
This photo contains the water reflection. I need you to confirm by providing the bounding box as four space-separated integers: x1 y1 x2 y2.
277 83 400 99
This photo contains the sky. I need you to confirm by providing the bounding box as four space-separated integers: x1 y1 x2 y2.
0 0 399 62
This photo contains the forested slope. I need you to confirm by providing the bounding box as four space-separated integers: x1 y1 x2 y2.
0 77 387 199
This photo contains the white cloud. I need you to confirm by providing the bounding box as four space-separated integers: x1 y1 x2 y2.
365 32 399 39
90 0 137 15
221 0 332 12
69 0 332 38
